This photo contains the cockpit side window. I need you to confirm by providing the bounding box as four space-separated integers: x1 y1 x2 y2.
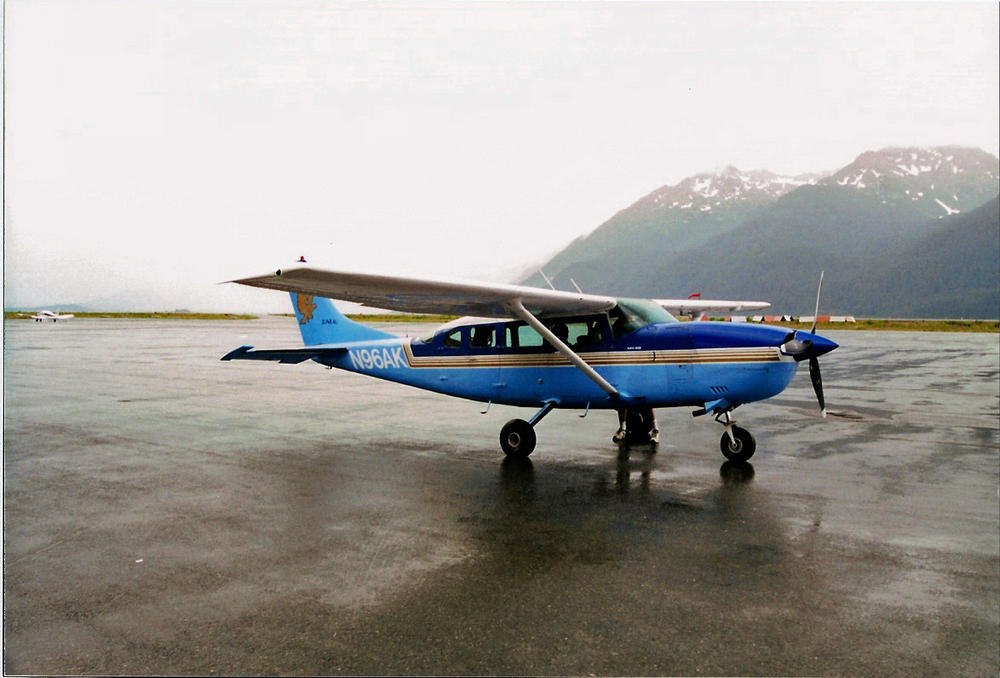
609 305 641 338
569 319 605 348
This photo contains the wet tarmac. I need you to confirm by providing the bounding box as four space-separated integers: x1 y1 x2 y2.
3 317 998 676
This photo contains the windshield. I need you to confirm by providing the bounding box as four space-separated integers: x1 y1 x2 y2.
610 298 677 337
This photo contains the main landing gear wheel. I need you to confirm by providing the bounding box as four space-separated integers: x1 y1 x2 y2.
720 425 756 463
500 419 536 458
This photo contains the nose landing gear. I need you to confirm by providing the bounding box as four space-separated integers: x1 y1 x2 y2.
716 410 756 462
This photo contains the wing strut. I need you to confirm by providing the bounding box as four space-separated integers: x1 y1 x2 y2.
507 299 619 399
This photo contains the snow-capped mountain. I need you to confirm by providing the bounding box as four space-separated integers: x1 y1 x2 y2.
647 166 818 213
819 146 999 217
523 145 999 317
521 165 807 294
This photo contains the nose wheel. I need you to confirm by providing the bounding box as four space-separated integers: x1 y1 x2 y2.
720 425 756 462
716 411 756 462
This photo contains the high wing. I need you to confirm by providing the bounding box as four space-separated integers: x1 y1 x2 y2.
655 299 770 316
230 265 621 398
230 266 618 318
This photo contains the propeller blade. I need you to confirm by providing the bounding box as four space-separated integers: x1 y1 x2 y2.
809 356 826 417
810 270 825 335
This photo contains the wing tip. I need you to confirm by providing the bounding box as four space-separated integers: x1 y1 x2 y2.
221 345 254 361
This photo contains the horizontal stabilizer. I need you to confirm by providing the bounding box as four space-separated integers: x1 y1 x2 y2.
220 345 346 364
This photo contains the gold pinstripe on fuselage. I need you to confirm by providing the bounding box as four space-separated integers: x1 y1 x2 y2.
402 343 781 369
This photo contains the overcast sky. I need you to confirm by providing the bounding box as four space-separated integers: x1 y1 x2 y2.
4 1 998 312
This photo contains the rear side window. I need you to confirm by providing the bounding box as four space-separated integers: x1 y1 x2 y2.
443 329 463 348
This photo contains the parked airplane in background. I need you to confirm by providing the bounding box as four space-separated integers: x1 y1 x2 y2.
31 310 74 322
536 271 770 321
222 264 836 463
656 294 771 321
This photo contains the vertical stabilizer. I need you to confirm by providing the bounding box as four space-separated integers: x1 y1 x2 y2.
290 293 396 346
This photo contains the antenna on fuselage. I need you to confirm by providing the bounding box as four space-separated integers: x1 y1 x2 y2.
569 278 584 294
538 269 556 291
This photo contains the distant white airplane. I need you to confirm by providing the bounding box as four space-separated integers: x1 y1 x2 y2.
548 274 769 321
31 310 75 322
654 294 770 321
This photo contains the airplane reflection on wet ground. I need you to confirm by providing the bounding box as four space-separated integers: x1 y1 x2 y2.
3 318 998 675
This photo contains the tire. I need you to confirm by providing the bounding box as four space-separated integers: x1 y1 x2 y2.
720 425 756 462
500 419 536 458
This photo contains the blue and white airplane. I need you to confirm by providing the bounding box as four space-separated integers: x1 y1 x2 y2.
222 265 836 462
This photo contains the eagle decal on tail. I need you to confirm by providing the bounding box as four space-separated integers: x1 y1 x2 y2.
296 294 317 325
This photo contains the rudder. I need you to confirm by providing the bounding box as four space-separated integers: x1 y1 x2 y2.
290 293 395 346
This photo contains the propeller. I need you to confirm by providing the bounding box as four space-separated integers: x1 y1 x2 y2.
778 271 832 417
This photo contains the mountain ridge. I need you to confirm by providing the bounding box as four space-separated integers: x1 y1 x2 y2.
525 146 999 317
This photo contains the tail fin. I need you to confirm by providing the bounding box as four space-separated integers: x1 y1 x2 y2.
290 293 395 346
